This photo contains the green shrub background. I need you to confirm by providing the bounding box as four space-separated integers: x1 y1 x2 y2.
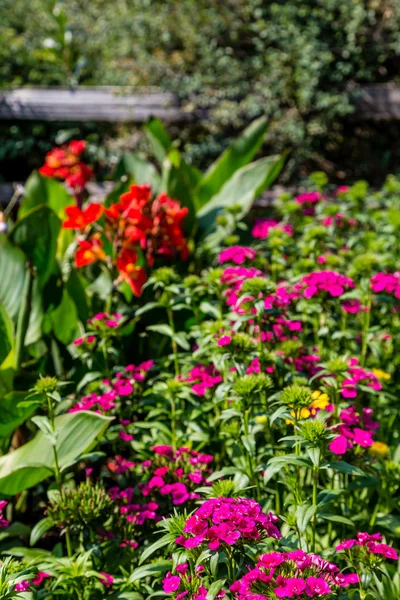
2 0 400 181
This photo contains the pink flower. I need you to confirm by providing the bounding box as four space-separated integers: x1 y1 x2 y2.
305 577 331 596
218 246 256 265
119 430 134 442
329 435 349 455
252 219 293 239
218 335 232 347
163 572 181 593
32 572 50 586
15 581 30 592
99 572 114 587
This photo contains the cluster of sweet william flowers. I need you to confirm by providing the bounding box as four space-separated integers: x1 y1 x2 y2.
294 271 355 299
163 564 226 600
321 213 357 229
218 246 257 265
14 572 51 593
329 406 378 455
295 192 322 215
73 312 124 348
62 185 189 296
181 364 223 396
230 550 358 599
39 140 92 193
139 446 213 507
0 501 8 528
371 271 400 300
340 359 382 399
336 531 398 561
69 360 152 413
176 497 281 551
251 219 293 239
221 266 265 314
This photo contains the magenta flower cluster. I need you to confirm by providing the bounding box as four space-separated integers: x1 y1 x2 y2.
339 358 382 399
336 532 398 561
182 364 223 396
251 219 293 239
329 405 378 455
69 361 153 413
295 192 322 215
163 565 225 600
176 497 281 551
230 550 358 599
371 272 400 300
139 446 213 506
294 271 355 299
218 246 257 265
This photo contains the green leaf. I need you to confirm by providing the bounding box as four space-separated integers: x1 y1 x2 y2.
147 324 173 337
50 289 79 345
19 172 74 220
206 580 226 600
0 236 27 320
116 153 161 191
0 411 113 495
30 517 53 546
144 117 172 164
0 392 41 439
296 504 317 534
173 332 190 351
66 271 89 324
197 154 285 232
325 461 365 477
128 560 171 583
139 533 176 564
9 205 61 285
0 303 13 365
320 514 354 527
161 149 198 233
196 116 269 208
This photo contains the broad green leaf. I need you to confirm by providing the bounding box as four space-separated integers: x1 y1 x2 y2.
50 289 79 345
320 514 354 527
0 392 42 439
197 154 285 232
161 149 198 233
0 303 13 365
25 277 44 346
66 271 89 323
144 117 172 164
30 517 53 546
0 236 27 320
116 153 161 191
206 580 226 600
19 172 74 219
0 411 113 495
196 116 269 208
147 324 173 337
9 206 61 285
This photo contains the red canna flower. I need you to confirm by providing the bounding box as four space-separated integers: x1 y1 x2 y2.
63 203 103 230
75 235 106 268
117 248 147 297
39 140 92 193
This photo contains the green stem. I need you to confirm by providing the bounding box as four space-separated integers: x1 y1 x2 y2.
311 464 319 553
361 291 372 367
167 308 180 377
14 265 34 372
170 393 176 452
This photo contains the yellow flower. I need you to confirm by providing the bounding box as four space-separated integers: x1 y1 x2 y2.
255 415 268 424
372 369 391 381
310 390 330 411
286 407 311 425
369 441 389 459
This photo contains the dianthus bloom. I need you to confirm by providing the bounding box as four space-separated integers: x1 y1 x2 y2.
251 219 293 239
336 532 398 561
371 272 400 300
0 501 8 528
163 566 225 600
339 358 382 399
176 497 281 551
218 246 256 265
295 192 322 215
294 271 355 299
139 446 213 507
230 550 357 599
329 405 378 455
182 364 223 396
39 140 92 193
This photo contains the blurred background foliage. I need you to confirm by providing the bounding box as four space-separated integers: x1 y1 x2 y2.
2 0 400 182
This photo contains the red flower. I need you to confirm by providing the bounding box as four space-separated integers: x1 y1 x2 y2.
39 140 92 192
117 248 147 297
63 203 103 230
75 235 106 267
